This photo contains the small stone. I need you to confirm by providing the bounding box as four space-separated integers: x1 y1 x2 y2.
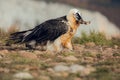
53 72 62 77
0 50 9 54
82 68 91 76
13 72 34 79
53 72 69 77
114 45 118 49
34 50 43 55
73 44 84 51
61 72 69 77
57 55 64 59
31 72 39 77
0 50 9 56
69 64 85 73
74 77 82 80
61 49 74 54
105 48 112 51
64 56 78 61
54 64 69 72
84 57 94 61
81 65 95 76
81 67 95 76
99 47 103 52
0 68 10 73
18 51 38 60
47 68 54 73
39 76 50 80
0 55 2 59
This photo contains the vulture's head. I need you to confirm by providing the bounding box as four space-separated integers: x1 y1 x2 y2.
67 9 90 25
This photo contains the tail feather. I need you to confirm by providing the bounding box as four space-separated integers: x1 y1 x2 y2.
7 29 33 44
10 31 27 43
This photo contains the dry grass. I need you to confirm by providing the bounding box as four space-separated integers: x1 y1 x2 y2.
0 26 19 43
72 31 120 46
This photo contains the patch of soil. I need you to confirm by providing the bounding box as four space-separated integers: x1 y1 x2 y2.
0 43 120 80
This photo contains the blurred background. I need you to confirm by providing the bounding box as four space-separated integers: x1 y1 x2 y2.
0 0 120 39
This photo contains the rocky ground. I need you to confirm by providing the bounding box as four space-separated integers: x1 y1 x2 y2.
0 41 120 80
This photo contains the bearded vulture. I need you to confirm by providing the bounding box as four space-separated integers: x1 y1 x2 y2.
8 9 90 52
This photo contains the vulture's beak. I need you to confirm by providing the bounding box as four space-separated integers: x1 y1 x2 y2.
79 19 91 25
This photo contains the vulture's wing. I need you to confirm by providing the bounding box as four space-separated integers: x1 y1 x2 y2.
23 17 68 43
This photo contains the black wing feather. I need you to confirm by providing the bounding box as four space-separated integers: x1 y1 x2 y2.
23 16 68 43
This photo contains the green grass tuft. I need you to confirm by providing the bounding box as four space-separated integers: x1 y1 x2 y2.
73 31 120 46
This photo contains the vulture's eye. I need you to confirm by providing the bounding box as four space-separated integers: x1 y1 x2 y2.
75 13 82 21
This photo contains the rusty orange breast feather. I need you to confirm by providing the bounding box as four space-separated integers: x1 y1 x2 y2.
60 20 80 46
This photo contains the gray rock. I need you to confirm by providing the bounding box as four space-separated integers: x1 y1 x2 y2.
13 72 34 79
69 64 85 73
54 64 69 72
53 64 95 76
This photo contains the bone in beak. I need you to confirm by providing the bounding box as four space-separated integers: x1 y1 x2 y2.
80 20 91 25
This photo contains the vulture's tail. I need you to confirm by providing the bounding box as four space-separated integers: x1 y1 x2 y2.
6 29 32 45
